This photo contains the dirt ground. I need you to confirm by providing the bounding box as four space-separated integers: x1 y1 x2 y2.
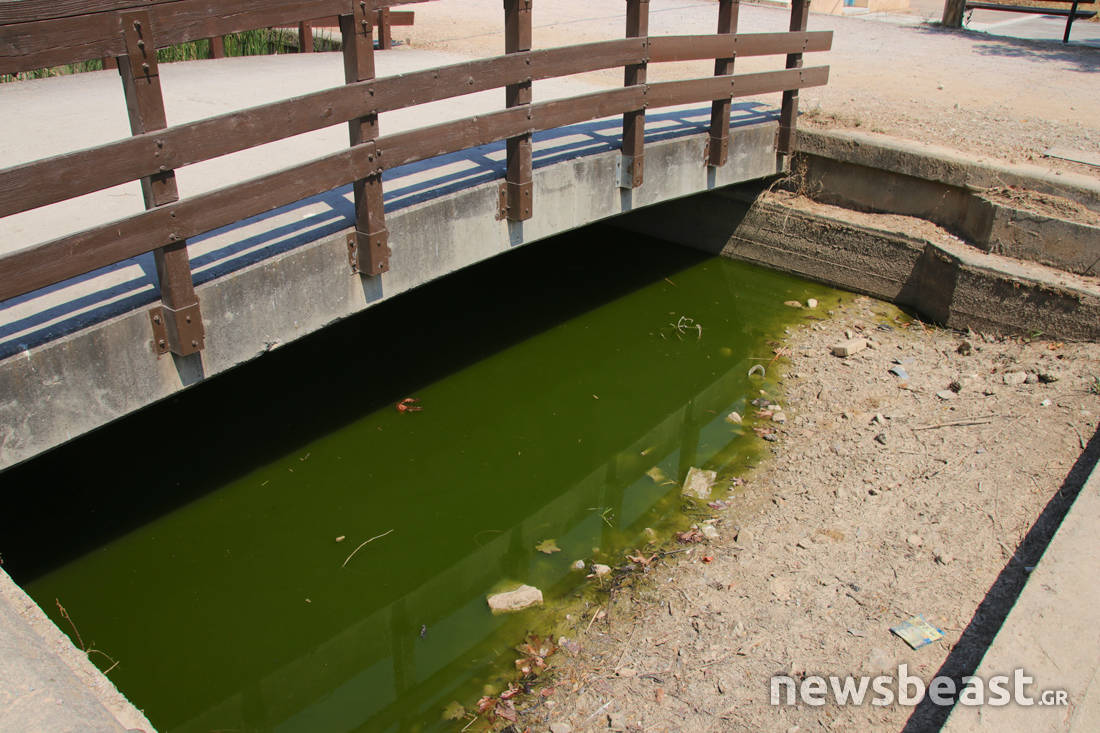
508 297 1100 732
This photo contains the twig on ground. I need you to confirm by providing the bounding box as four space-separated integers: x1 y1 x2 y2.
342 528 394 567
912 416 1000 431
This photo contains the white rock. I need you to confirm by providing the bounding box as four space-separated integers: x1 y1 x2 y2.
571 559 586 571
936 390 956 401
701 524 720 540
725 411 743 424
682 466 717 499
1003 371 1028 386
806 298 818 309
487 584 543 614
831 338 868 357
772 412 788 424
591 563 612 577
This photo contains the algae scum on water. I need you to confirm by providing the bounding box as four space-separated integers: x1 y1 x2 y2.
0 227 840 731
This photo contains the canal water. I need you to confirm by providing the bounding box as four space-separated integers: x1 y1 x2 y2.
0 227 840 731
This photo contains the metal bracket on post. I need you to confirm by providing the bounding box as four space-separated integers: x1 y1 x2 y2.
347 228 390 276
617 155 643 189
149 303 204 357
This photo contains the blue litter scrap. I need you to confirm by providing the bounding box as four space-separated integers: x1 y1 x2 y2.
890 615 945 650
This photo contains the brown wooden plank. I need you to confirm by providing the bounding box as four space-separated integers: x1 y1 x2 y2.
118 9 203 355
0 0 438 73
645 66 829 108
778 0 811 155
648 31 831 63
503 0 532 222
621 0 648 188
0 141 380 303
708 0 739 168
297 21 313 53
0 39 646 218
0 0 428 26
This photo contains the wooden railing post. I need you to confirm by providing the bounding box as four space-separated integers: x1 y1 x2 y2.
621 0 648 188
298 21 314 52
377 8 393 49
707 0 739 168
118 11 204 356
777 0 809 158
501 0 533 222
340 0 389 275
209 35 225 58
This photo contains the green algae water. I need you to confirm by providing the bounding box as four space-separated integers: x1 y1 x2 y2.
0 228 839 731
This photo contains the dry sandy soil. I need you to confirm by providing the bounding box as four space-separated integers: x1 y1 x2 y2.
508 297 1100 732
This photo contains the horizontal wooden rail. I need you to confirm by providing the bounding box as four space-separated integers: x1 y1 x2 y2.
0 64 829 302
0 0 430 74
0 0 429 26
0 37 650 216
647 31 832 62
0 32 838 219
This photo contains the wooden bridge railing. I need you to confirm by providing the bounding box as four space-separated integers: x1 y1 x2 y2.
0 0 829 356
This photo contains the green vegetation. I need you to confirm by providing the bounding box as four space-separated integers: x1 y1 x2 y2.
1 28 341 83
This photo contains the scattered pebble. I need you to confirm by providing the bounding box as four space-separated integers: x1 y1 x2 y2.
874 432 888 445
889 366 910 380
1025 373 1039 384
784 300 803 308
591 564 612 577
907 534 923 547
1038 373 1059 384
725 411 743 424
831 338 868 357
806 298 819 309
957 341 972 355
487 585 544 614
682 466 717 499
550 723 573 733
936 390 956 401
571 560 586 571
1040 399 1052 407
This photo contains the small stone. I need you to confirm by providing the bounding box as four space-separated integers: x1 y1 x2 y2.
874 432 888 445
591 563 612 577
1040 399 1052 407
608 712 626 731
983 386 997 396
725 411 742 424
907 534 923 547
550 723 573 733
936 390 956 401
784 300 803 308
487 585 544 614
1025 373 1039 384
772 412 787 424
935 551 954 565
872 413 886 424
571 559 586 571
1038 373 1059 384
845 329 854 340
762 433 779 442
1003 371 1028 386
701 524 720 540
957 341 972 355
616 668 637 678
796 537 814 550
682 466 717 499
736 527 753 547
806 298 819 309
890 366 910 380
948 380 962 393
831 338 868 357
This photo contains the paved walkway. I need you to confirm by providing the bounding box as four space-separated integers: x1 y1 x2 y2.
942 444 1100 732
